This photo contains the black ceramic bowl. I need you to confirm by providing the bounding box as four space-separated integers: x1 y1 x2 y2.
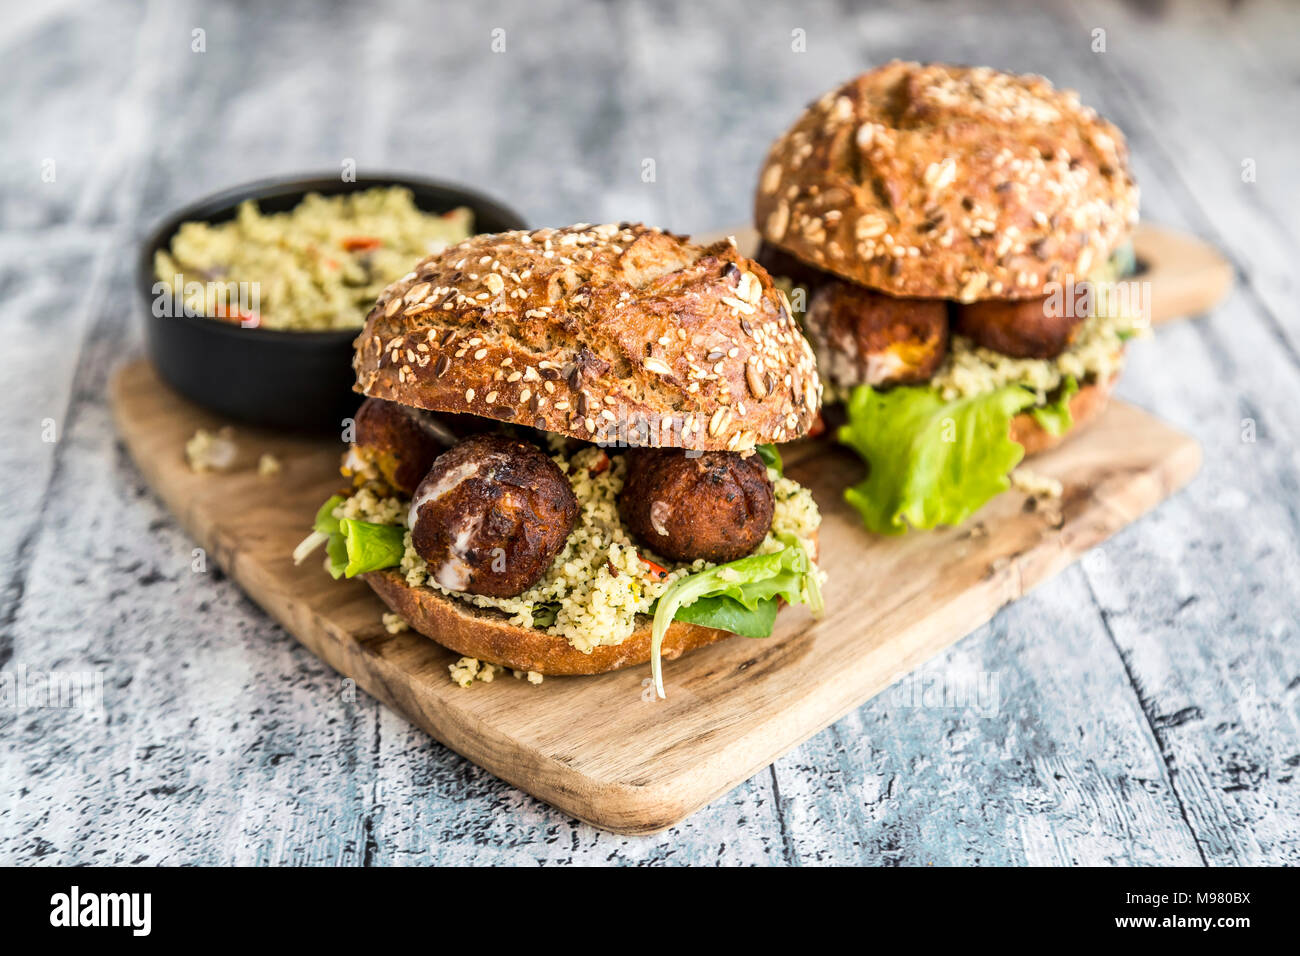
138 174 528 431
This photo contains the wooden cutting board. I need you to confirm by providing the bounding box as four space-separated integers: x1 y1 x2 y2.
703 222 1234 325
109 358 1200 833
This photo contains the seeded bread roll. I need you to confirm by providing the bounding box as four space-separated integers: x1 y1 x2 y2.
353 224 822 451
755 61 1139 302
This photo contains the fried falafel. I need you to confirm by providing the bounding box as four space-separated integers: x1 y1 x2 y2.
408 434 578 597
952 295 1085 359
803 280 949 387
619 448 774 562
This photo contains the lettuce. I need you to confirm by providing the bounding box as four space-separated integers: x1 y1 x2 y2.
756 443 783 476
531 603 560 628
1029 375 1079 438
325 531 350 579
337 518 405 578
648 533 822 698
313 495 345 535
1104 240 1138 281
672 594 778 638
838 383 1038 534
295 494 405 579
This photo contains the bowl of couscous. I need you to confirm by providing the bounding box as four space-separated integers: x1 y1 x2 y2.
137 174 527 431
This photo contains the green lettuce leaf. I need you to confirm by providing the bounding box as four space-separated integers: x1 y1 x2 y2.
297 494 406 580
1029 375 1079 438
294 495 347 568
756 443 783 476
672 594 779 638
325 531 350 579
336 518 405 578
531 603 560 628
648 533 822 697
838 383 1038 534
314 494 346 535
1105 240 1138 281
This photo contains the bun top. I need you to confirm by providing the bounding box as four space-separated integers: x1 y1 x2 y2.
353 223 822 450
755 61 1139 301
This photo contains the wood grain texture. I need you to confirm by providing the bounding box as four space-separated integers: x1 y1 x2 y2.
109 359 1199 833
2 0 1298 864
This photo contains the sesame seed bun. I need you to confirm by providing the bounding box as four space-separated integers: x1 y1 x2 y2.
363 531 819 676
755 61 1139 302
353 224 823 451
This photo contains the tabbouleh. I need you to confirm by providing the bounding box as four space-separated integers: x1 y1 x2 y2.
154 186 473 330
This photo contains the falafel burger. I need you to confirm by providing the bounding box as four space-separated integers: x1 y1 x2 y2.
755 62 1142 533
295 223 826 697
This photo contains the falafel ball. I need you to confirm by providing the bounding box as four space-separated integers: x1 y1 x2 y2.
619 449 775 563
803 280 948 388
351 397 447 495
953 295 1084 359
408 434 578 598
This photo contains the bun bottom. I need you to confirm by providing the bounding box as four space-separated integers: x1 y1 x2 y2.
364 568 733 676
1011 374 1116 457
364 534 820 676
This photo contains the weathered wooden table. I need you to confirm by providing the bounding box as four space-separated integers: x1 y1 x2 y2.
1 0 1295 865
